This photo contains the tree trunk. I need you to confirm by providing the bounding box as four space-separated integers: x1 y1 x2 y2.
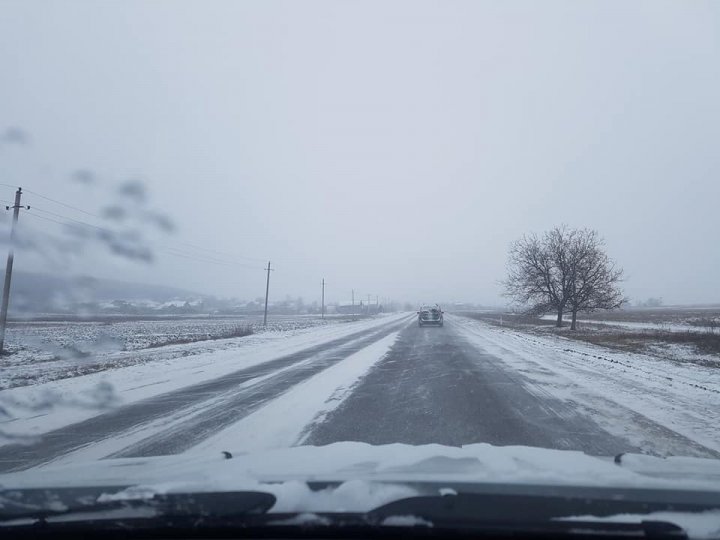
556 307 563 327
571 310 578 330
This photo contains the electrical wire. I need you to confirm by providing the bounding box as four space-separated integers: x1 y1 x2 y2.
160 248 263 270
178 241 266 263
162 246 263 268
22 188 104 219
16 188 270 271
24 211 75 228
30 206 110 232
26 209 264 271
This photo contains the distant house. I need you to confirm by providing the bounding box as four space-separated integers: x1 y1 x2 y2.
334 302 381 315
334 303 357 314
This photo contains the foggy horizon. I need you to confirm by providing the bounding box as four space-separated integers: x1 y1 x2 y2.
1 1 719 307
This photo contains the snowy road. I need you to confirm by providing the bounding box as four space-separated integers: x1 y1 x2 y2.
306 321 634 453
1 313 717 472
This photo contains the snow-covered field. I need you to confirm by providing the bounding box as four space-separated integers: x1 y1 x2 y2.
0 313 408 446
0 315 358 389
476 310 720 369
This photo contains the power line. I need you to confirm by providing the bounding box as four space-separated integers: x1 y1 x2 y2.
22 188 103 220
14 219 65 242
178 241 266 263
36 189 269 263
24 190 268 263
27 211 264 270
24 214 263 271
25 215 263 271
31 206 109 232
17 188 271 270
161 247 263 271
24 212 74 228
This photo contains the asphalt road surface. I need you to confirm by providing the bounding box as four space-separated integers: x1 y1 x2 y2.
3 313 710 473
306 321 636 454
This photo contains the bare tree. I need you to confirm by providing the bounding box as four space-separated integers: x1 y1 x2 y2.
564 229 625 330
504 226 624 329
504 232 568 326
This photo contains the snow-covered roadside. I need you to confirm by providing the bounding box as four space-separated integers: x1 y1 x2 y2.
0 313 410 445
452 315 720 457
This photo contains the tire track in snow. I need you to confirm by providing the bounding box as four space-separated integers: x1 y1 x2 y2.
0 315 413 472
104 317 411 458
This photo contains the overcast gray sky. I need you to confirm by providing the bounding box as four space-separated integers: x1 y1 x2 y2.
1 0 719 305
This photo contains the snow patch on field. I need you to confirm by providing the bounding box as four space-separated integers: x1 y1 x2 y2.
539 315 716 334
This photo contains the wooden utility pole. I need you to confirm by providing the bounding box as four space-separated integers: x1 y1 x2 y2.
321 278 325 319
263 261 273 327
0 188 29 354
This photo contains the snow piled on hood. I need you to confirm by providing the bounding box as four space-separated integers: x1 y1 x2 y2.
559 511 720 540
3 441 720 493
1 442 719 535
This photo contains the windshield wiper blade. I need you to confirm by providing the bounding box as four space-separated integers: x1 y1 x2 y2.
0 489 276 523
370 492 717 522
367 493 713 539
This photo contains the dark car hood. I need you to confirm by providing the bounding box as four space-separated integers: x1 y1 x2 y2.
1 443 719 538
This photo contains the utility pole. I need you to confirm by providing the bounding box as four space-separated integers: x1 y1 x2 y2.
351 289 355 320
263 261 273 327
0 188 29 355
321 278 325 319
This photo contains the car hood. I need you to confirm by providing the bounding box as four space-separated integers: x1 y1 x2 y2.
2 442 719 504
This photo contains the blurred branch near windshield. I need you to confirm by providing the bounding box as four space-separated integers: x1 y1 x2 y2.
13 178 176 265
0 127 29 147
70 169 96 185
0 129 176 271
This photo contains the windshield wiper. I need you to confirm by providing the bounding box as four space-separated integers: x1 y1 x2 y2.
0 489 276 524
366 493 710 539
1 487 714 539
